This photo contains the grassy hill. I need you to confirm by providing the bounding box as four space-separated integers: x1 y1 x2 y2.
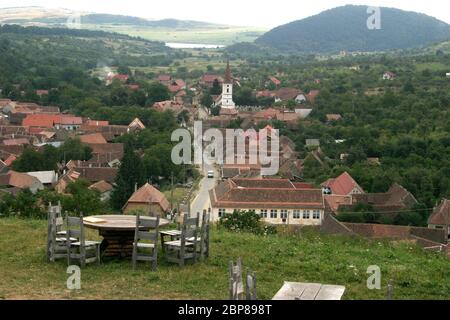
0 218 448 299
256 5 450 53
0 7 266 45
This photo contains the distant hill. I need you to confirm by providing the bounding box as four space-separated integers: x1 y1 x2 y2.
256 5 450 53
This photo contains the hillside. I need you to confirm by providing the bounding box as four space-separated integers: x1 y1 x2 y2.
256 5 450 53
0 7 265 45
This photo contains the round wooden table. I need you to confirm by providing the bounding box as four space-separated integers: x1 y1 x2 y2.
84 215 170 258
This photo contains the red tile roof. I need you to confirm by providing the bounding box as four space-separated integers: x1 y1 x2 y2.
322 172 364 196
86 120 109 127
22 114 61 128
3 138 30 146
124 183 170 212
269 76 281 86
158 75 171 82
79 133 107 145
428 199 449 226
3 155 17 166
89 180 113 194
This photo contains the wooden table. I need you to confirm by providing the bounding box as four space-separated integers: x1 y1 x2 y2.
272 282 346 300
84 215 169 258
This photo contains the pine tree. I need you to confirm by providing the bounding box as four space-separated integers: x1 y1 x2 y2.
111 144 145 210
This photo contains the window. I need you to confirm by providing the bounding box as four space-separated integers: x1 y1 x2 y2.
281 210 288 219
313 210 321 220
260 210 268 219
218 209 226 218
227 88 230 93
270 210 278 219
293 210 301 219
303 210 310 219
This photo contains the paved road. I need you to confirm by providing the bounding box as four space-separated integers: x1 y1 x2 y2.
190 161 219 215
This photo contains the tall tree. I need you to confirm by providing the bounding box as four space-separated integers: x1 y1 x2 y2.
110 144 146 210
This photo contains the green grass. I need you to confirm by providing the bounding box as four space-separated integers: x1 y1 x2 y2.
0 218 448 300
80 24 266 46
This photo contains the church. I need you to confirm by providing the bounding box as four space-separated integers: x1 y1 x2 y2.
216 61 238 116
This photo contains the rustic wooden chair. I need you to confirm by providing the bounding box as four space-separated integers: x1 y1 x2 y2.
229 258 257 300
245 269 257 300
47 204 76 262
164 212 200 266
132 215 160 271
197 210 210 260
66 214 101 267
229 258 244 300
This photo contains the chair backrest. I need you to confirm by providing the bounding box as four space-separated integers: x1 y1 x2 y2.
229 258 244 300
181 212 200 240
66 215 84 244
245 270 257 300
135 215 160 243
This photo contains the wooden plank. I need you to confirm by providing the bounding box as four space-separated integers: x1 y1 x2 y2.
315 285 346 300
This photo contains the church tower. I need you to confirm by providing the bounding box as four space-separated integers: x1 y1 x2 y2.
220 60 237 115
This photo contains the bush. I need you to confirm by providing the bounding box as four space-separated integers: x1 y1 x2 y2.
219 210 277 235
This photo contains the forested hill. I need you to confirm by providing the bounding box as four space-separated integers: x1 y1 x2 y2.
256 5 450 53
0 24 164 45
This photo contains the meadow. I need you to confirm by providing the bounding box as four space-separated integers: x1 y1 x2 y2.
0 218 448 300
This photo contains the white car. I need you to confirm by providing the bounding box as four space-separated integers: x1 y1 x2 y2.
207 171 214 178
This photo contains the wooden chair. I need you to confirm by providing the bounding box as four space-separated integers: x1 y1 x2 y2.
197 210 210 260
229 258 257 300
246 270 257 300
66 214 101 267
47 205 75 262
229 258 244 300
132 215 160 271
164 212 200 266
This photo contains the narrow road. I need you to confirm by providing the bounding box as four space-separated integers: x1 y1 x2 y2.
190 161 219 216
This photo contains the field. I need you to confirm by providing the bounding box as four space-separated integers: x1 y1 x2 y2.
0 218 449 300
81 24 266 46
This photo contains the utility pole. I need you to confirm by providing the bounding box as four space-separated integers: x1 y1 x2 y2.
170 172 174 213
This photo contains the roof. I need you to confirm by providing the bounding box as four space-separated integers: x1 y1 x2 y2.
153 101 184 114
124 183 170 212
428 199 450 226
79 133 107 144
202 74 223 83
3 155 17 166
3 138 30 146
269 76 281 86
86 120 109 127
326 114 342 122
210 178 324 210
307 90 320 104
75 167 118 183
275 88 301 101
22 114 82 128
157 74 171 81
322 172 364 196
128 118 146 130
26 171 57 184
89 180 113 194
0 171 42 189
59 116 82 125
324 195 353 213
224 60 232 83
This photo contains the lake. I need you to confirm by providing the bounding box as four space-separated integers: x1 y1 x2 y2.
165 42 225 49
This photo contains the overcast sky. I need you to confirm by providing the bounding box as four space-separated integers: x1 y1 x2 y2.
1 0 449 28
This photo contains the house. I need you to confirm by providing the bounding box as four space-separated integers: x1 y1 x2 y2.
202 74 223 88
428 199 449 239
208 178 325 225
127 84 140 91
267 76 281 87
35 90 49 97
152 100 185 115
86 143 124 164
321 172 364 196
306 90 320 104
89 180 113 202
2 138 30 146
79 133 108 145
157 74 172 86
326 114 342 122
0 170 44 194
446 73 450 78
85 120 109 127
345 184 418 214
26 171 58 186
128 118 146 132
383 72 397 80
122 183 170 216
273 88 302 103
22 114 82 130
305 139 320 148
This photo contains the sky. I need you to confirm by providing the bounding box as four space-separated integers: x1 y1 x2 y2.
0 0 449 28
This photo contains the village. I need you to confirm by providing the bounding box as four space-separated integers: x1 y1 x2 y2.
0 60 448 261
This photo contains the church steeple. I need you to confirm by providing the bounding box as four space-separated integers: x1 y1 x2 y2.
224 59 232 83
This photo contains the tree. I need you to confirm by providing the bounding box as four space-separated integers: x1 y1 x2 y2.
145 82 170 106
210 79 221 95
201 93 214 108
110 144 146 210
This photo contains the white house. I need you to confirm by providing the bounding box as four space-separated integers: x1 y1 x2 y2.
383 72 397 80
208 178 325 226
446 73 450 78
